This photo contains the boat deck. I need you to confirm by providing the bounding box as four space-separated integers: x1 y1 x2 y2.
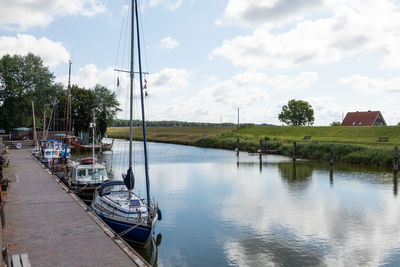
3 149 148 266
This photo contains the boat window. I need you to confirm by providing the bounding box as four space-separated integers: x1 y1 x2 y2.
130 199 140 206
77 169 86 177
45 152 51 156
88 168 106 177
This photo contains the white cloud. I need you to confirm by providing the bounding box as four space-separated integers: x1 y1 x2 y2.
160 37 179 49
0 0 106 31
218 0 323 27
148 68 190 95
0 34 69 67
212 0 400 70
340 75 400 94
269 72 318 90
148 0 183 10
149 71 317 123
56 64 115 89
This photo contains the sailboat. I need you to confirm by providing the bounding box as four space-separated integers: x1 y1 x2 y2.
90 0 161 244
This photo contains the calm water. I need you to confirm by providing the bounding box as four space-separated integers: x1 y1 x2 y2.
89 139 400 266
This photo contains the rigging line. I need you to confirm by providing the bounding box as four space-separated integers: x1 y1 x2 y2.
114 0 130 68
138 1 150 75
121 0 131 72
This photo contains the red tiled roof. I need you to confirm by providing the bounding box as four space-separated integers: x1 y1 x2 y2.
341 111 382 126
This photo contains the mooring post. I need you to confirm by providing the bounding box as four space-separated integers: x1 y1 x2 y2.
330 144 334 165
394 147 399 173
292 141 296 162
394 172 398 197
236 138 240 156
259 140 263 153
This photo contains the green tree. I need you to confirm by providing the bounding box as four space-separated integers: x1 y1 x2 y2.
330 121 341 126
93 84 120 137
0 53 58 131
278 99 314 126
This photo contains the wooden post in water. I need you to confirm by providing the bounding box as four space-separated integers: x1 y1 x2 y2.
236 138 239 156
394 172 398 197
394 147 399 173
330 144 334 165
292 141 296 162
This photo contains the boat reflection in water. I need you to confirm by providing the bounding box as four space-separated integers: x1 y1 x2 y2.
128 233 162 266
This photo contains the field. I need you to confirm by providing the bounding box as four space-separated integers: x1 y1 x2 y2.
107 125 400 167
235 126 400 145
106 126 236 145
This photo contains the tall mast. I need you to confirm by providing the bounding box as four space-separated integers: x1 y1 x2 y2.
32 102 38 148
43 109 46 140
134 0 151 209
128 0 134 170
91 110 96 168
65 60 72 143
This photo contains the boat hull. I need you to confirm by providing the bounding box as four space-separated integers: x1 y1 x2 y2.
98 214 154 244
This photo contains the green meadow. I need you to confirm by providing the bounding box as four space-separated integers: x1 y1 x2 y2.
107 126 400 167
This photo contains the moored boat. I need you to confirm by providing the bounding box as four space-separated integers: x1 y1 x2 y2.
64 157 109 204
90 0 161 245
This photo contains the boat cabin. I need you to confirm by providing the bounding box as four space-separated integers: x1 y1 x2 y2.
39 140 70 161
68 161 109 185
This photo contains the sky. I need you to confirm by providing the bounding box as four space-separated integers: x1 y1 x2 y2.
1 0 400 125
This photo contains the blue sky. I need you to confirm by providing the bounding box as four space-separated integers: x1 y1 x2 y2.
1 0 400 125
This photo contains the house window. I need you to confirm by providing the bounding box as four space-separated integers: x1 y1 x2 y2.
359 122 362 125
352 122 356 126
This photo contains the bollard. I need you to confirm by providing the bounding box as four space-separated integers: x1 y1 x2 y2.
292 141 296 162
394 147 399 173
330 144 334 165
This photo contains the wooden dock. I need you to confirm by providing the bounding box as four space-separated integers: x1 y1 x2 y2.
2 149 149 266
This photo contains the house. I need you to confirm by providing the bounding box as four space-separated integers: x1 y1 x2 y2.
341 111 387 126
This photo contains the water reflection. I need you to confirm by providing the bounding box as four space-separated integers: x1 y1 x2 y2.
128 233 162 266
81 139 400 266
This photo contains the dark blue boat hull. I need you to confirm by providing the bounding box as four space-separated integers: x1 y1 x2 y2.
98 213 153 244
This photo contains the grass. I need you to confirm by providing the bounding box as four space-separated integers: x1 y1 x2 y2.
235 126 400 145
107 125 400 167
106 126 236 145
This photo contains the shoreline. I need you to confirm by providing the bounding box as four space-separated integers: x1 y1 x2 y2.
107 131 397 169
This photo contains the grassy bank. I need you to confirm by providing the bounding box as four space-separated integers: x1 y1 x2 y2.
106 126 236 145
107 126 400 167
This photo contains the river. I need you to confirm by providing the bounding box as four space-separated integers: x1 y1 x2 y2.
91 139 400 266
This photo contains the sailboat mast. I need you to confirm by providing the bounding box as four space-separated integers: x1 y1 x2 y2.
32 102 38 148
134 0 151 209
128 0 134 171
65 60 72 143
92 110 95 168
43 109 46 140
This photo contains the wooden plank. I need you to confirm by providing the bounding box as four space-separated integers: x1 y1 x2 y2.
20 254 31 267
11 254 22 267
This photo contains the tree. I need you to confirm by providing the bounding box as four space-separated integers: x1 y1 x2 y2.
0 53 58 131
330 121 341 126
93 84 120 137
278 99 314 126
